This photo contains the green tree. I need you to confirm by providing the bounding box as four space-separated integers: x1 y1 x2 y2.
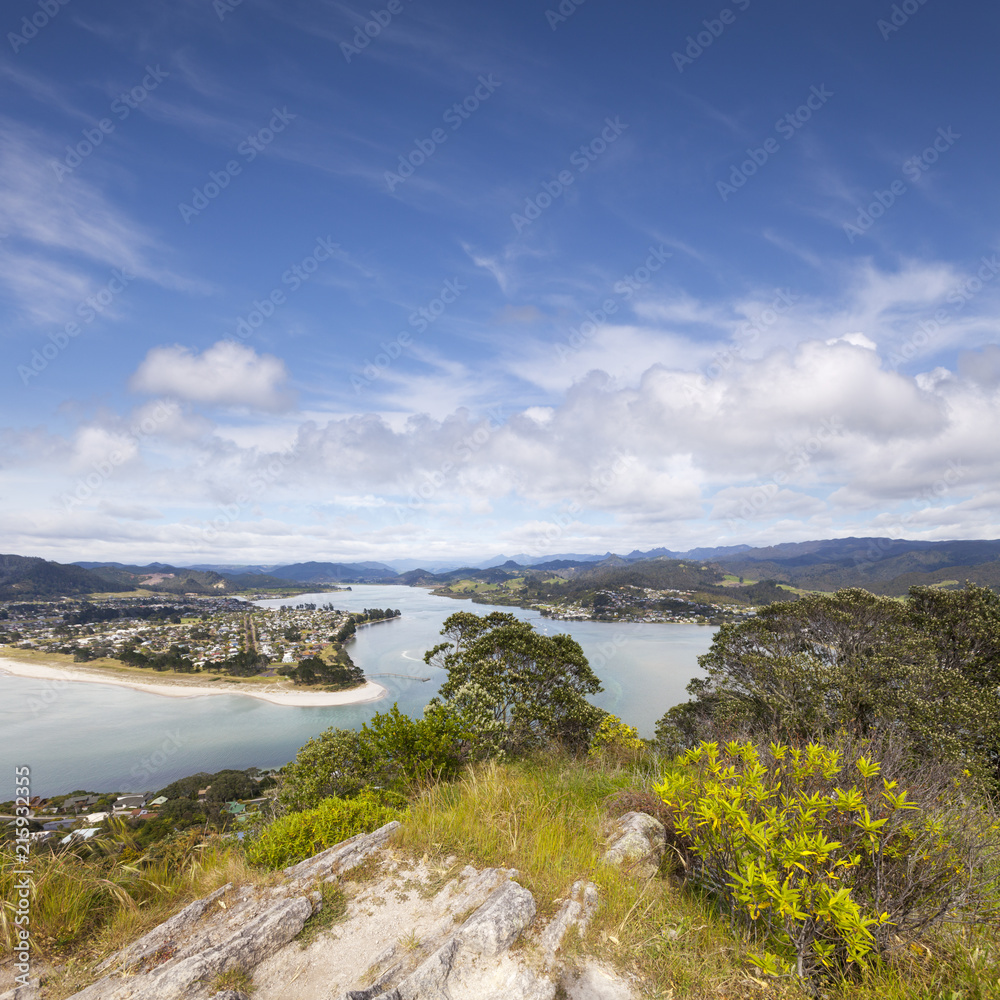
424 611 604 755
657 587 1000 779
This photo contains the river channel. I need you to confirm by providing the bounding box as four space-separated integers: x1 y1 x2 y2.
1 585 716 795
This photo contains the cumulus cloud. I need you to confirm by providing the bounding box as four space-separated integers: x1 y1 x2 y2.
10 312 1000 562
130 341 294 411
102 336 987 532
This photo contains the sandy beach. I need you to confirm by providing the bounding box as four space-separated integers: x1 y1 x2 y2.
0 655 388 707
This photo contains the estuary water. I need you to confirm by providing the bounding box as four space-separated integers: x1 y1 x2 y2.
0 585 715 795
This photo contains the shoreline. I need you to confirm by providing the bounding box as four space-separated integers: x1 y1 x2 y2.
0 656 388 707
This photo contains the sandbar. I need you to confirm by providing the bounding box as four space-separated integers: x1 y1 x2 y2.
0 655 388 707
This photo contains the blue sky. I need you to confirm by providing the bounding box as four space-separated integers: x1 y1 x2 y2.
2 0 1000 565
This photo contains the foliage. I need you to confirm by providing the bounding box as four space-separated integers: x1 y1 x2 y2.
602 786 672 827
202 648 271 676
158 768 271 804
589 713 645 760
656 586 1000 780
210 966 256 995
424 611 603 756
654 738 1000 983
281 651 364 688
277 704 472 811
297 881 348 947
119 642 198 672
245 790 404 868
398 754 801 998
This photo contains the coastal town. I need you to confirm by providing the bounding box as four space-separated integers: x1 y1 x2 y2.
536 587 755 625
0 596 399 676
434 577 757 625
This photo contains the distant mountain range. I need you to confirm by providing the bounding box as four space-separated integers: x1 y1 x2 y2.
2 536 999 600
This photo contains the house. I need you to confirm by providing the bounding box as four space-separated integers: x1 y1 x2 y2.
149 796 168 807
59 828 100 846
113 794 147 813
223 801 246 815
197 786 212 801
63 795 101 814
85 811 109 825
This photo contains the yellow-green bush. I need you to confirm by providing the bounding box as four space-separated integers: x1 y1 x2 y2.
588 713 644 759
245 790 404 869
655 740 998 983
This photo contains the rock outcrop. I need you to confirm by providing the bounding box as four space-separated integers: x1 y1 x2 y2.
24 820 637 1000
602 810 666 877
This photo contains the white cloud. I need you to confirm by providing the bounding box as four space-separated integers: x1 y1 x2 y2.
827 332 877 350
8 251 1000 561
130 341 294 411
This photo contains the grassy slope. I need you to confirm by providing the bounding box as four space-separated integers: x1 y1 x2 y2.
5 755 996 999
397 756 999 1000
0 834 266 999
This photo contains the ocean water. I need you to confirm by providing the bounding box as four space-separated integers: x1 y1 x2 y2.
0 585 715 795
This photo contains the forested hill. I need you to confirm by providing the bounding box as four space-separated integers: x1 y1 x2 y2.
0 554 292 599
8 537 1000 600
397 538 1000 603
0 554 108 599
708 537 1000 594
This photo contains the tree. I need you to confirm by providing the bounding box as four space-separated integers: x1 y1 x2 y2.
424 611 603 755
657 587 1000 780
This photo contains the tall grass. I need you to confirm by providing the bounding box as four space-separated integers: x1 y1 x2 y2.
0 829 258 967
398 754 627 913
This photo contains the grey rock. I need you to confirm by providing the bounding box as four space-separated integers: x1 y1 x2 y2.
446 961 556 1000
344 959 401 999
392 879 536 1000
0 979 40 1000
540 881 599 964
602 812 665 874
562 960 634 999
284 821 400 885
457 880 536 957
67 896 312 1000
95 883 232 973
396 936 459 1000
345 985 393 1000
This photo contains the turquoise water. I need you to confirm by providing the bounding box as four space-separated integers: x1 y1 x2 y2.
0 585 715 795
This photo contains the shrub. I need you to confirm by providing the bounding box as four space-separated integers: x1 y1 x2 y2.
278 704 471 811
246 790 404 869
589 713 644 760
654 738 999 983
